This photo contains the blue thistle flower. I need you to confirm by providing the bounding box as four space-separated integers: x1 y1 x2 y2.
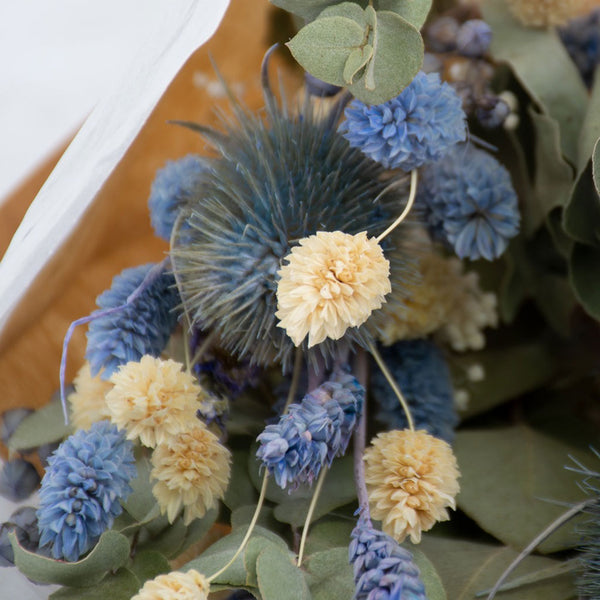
339 71 466 172
256 371 364 489
169 64 417 370
456 19 492 58
86 263 180 379
349 516 427 600
417 143 520 261
148 154 208 240
370 340 458 444
37 421 136 562
560 9 600 88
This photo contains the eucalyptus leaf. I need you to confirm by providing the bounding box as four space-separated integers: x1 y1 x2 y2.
49 568 141 599
413 536 576 600
569 242 600 321
129 550 170 584
348 10 423 104
305 518 354 555
257 546 311 600
305 547 354 600
373 0 432 29
343 45 373 85
410 547 447 600
482 0 587 165
270 0 342 21
8 397 73 452
144 516 188 558
594 137 600 195
224 449 259 510
319 1 368 25
178 508 218 555
244 536 290 588
563 157 600 246
454 425 589 553
122 452 155 522
287 16 367 87
10 530 130 587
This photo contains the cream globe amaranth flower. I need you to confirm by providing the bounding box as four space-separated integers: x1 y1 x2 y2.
275 231 391 347
131 569 210 600
68 362 112 430
364 429 460 543
105 355 202 447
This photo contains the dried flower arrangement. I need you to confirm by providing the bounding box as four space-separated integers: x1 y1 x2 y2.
2 0 600 599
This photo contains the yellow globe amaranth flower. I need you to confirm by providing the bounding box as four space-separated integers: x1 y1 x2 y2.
364 429 460 543
68 362 112 430
131 568 209 600
378 252 497 351
276 231 391 347
505 0 584 27
151 420 231 524
105 355 202 447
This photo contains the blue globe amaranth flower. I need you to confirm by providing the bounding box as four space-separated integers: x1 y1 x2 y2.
456 19 492 58
418 143 520 261
371 340 458 444
86 263 180 379
256 371 364 489
350 516 427 600
148 154 208 240
560 9 600 88
339 71 466 172
37 421 136 562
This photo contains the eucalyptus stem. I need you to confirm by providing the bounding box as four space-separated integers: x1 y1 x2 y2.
284 347 303 412
207 472 269 583
354 349 371 519
297 466 328 567
368 341 415 431
375 169 418 243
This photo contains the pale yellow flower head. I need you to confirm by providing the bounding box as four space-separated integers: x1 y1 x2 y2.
505 0 584 27
151 420 231 525
364 429 460 543
131 568 209 600
68 362 112 430
105 355 201 447
276 231 391 347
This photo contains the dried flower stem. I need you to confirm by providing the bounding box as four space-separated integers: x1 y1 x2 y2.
368 341 415 431
354 349 371 519
375 169 418 243
189 330 217 373
207 472 269 583
297 466 328 567
485 497 597 600
284 347 303 412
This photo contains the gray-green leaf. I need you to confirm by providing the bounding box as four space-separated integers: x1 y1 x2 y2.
257 546 311 600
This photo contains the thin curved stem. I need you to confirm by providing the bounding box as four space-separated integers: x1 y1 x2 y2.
353 349 370 519
368 341 414 431
297 466 328 567
283 347 303 412
376 169 418 244
207 472 270 583
189 330 217 372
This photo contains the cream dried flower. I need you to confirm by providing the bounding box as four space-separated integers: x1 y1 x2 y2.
276 231 391 347
68 362 112 430
505 0 584 27
364 429 460 543
105 355 201 447
151 420 231 524
131 568 209 600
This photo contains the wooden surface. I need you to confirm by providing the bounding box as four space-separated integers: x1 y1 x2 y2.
0 0 300 453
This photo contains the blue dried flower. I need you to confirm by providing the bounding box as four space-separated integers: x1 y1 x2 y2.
37 421 136 562
169 65 417 370
339 71 466 172
0 459 40 502
86 263 180 379
456 19 492 58
148 154 208 240
418 143 520 261
256 371 364 489
349 516 427 600
371 340 458 443
560 9 600 88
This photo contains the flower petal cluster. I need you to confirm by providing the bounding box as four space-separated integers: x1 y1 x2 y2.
371 340 458 443
106 356 202 447
350 515 427 600
86 263 180 379
148 154 208 240
506 0 585 27
364 429 460 543
276 231 391 347
68 362 112 430
560 8 600 87
418 144 520 261
378 251 498 351
340 71 466 172
132 568 210 600
37 421 135 561
151 420 231 524
256 371 364 489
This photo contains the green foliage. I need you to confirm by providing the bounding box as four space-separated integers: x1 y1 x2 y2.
285 1 425 104
224 449 260 510
49 569 141 600
410 547 447 600
122 452 156 522
454 425 590 553
257 547 311 600
8 397 73 452
10 530 130 587
304 547 354 600
129 550 170 583
304 518 354 555
414 536 576 599
570 242 600 320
